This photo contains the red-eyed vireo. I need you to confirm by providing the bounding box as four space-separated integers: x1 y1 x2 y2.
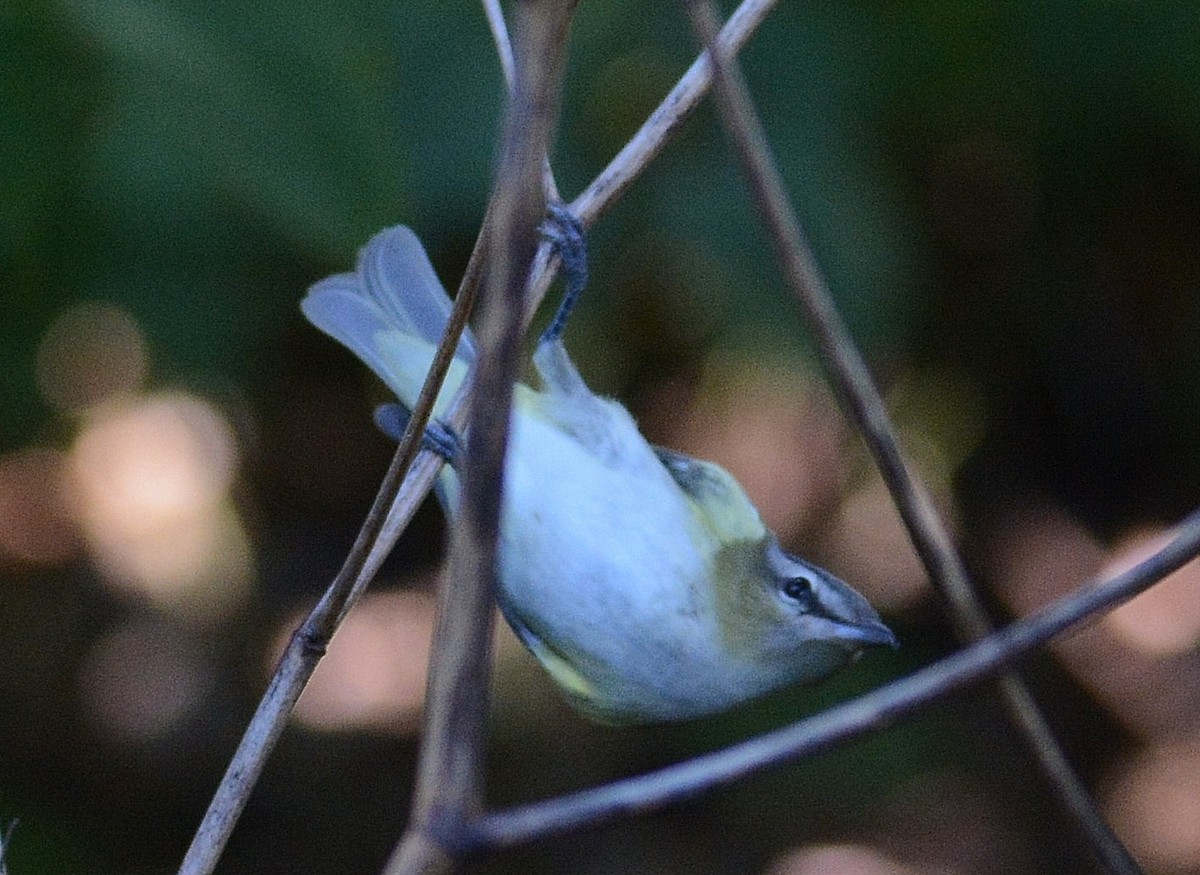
301 222 895 724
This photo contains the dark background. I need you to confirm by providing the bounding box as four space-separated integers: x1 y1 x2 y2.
4 1 1200 873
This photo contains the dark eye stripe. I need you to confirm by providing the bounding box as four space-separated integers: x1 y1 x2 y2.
781 576 817 611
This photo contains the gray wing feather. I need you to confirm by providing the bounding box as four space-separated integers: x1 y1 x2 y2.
301 226 475 376
360 226 475 362
301 281 412 393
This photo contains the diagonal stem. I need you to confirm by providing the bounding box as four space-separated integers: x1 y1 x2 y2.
381 2 578 873
571 0 777 226
681 1 1142 872
178 3 779 871
363 0 779 582
460 506 1200 849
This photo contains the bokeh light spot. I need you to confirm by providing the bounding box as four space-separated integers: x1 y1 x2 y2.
286 589 436 734
67 391 252 620
988 503 1106 614
1102 527 1200 656
766 844 921 875
824 478 928 612
989 503 1200 737
669 354 846 538
1106 736 1200 872
78 617 213 744
37 301 147 412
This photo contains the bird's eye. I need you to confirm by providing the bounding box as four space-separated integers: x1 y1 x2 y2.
781 576 817 609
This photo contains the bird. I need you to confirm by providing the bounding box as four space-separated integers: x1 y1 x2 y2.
301 216 896 724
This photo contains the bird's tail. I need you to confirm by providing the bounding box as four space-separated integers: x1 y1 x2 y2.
301 226 474 414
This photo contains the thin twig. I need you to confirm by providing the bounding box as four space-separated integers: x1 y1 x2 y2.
0 818 16 875
382 2 577 873
571 0 778 227
481 0 516 90
681 2 1142 872
368 0 780 593
179 3 779 871
459 506 1200 849
176 275 481 875
175 109 493 875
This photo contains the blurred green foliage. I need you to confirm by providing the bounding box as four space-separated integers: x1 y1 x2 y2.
2 0 929 449
5 1 1200 873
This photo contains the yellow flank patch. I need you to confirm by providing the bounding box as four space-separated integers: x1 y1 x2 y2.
656 449 765 543
710 536 778 660
525 634 600 704
694 478 767 542
373 331 470 414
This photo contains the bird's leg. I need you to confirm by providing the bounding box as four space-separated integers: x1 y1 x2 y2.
538 202 589 346
373 403 463 466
